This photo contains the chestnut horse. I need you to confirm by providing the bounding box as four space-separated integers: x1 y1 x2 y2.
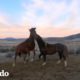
30 28 68 67
13 32 35 67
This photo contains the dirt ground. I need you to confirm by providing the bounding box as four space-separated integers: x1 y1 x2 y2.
0 54 80 80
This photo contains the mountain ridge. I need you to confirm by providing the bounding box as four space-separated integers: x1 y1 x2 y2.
0 33 80 41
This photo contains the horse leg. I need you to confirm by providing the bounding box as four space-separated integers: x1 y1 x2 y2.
62 48 68 67
29 51 34 62
63 54 67 67
27 53 30 61
39 49 43 60
64 60 67 67
23 53 27 64
57 52 63 64
42 54 46 66
39 53 42 60
33 50 36 60
12 52 17 67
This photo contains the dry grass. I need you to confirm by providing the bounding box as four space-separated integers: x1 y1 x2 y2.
0 40 80 80
0 55 80 80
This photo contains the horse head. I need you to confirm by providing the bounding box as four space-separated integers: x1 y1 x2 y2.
29 28 46 49
29 28 38 39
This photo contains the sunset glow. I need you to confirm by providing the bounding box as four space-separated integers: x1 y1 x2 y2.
0 0 80 38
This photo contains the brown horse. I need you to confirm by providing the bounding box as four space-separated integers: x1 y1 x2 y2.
13 31 35 67
41 43 68 67
30 28 68 67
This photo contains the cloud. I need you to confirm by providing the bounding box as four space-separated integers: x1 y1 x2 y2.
0 24 30 38
0 12 9 25
22 0 80 28
22 0 68 27
36 26 80 37
0 12 30 38
0 0 80 38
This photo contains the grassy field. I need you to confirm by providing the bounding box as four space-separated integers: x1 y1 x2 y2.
0 40 80 80
0 55 80 80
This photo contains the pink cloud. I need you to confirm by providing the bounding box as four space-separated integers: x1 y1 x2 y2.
0 24 80 38
0 24 30 38
36 27 80 37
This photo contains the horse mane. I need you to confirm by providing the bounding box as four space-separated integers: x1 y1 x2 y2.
35 34 46 48
25 33 34 42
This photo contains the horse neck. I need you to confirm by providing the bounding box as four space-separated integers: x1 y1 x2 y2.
29 34 34 40
25 34 34 44
29 33 33 38
36 35 46 48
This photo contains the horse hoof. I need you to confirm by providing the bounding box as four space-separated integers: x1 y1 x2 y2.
42 62 46 66
64 61 67 67
56 60 61 64
12 63 15 67
24 61 26 64
30 59 34 62
64 64 67 68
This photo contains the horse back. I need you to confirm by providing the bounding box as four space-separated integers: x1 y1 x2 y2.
16 39 35 52
42 43 68 55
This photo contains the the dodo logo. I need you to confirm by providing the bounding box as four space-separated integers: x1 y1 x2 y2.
0 70 9 77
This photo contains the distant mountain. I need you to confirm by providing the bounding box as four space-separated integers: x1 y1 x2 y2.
0 37 25 41
0 33 80 41
45 33 80 42
64 33 80 40
4 38 17 40
45 37 63 42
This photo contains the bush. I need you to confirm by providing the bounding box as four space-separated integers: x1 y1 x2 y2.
0 48 9 53
76 48 80 54
68 50 75 54
10 47 16 52
0 46 16 53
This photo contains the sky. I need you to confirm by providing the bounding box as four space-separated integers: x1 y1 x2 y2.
0 0 80 38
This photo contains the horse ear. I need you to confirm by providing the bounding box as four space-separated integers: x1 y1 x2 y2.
29 27 36 32
33 27 36 30
29 28 32 32
29 29 31 31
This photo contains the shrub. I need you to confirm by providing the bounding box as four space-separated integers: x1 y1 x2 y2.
10 46 16 52
68 50 75 54
0 46 16 53
76 48 80 54
0 48 9 53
